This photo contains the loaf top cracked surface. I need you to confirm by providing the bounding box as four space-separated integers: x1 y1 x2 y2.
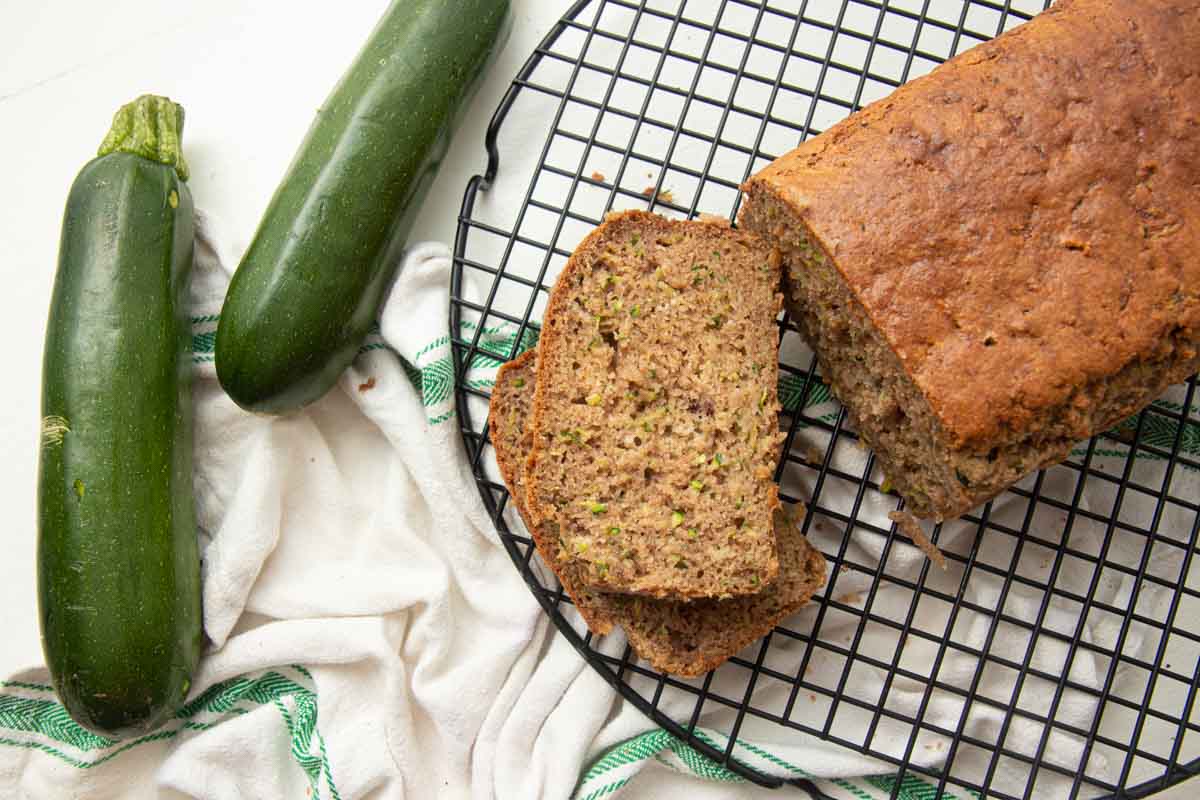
524 210 784 600
746 0 1200 450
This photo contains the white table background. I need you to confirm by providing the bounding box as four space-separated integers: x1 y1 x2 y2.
0 2 1192 797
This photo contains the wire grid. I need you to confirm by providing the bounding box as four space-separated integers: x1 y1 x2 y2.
448 1 1200 797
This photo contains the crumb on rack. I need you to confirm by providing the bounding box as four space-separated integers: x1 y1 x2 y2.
591 171 606 182
889 510 948 570
641 186 676 204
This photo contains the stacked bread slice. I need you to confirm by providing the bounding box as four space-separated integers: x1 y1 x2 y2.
489 211 826 676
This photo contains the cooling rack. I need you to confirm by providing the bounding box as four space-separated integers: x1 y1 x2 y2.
448 1 1200 797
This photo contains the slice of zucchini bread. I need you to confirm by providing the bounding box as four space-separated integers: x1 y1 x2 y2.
524 211 785 600
489 351 826 676
490 351 616 637
740 0 1200 520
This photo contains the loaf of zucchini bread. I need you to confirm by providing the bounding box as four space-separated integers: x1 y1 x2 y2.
525 211 785 599
740 0 1200 520
490 351 826 676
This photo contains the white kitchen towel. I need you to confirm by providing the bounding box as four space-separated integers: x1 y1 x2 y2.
0 211 1191 800
0 212 566 800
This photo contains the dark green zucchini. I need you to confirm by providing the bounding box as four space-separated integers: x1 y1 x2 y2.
38 95 202 738
215 0 511 413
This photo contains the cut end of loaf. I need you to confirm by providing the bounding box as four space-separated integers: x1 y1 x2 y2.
525 211 785 599
739 184 971 519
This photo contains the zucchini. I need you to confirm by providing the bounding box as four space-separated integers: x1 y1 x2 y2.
38 95 201 738
216 0 511 413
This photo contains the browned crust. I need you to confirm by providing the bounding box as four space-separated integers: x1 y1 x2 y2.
744 0 1200 452
524 210 784 599
489 353 827 675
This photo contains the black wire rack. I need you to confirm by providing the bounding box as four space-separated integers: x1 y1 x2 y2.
448 1 1200 797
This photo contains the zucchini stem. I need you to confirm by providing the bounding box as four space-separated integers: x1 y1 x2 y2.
98 95 189 180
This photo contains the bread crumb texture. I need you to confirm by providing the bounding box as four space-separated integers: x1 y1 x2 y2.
525 212 786 599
